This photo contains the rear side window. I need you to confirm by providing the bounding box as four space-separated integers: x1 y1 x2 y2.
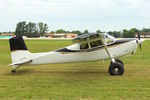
90 40 103 48
80 43 89 49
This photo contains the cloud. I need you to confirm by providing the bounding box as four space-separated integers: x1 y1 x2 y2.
0 0 150 32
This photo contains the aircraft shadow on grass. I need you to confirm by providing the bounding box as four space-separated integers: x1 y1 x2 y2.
5 68 108 76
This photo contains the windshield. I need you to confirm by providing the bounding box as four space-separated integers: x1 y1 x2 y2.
104 34 116 44
79 33 116 50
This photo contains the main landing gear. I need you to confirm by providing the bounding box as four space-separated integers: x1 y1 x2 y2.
109 59 124 75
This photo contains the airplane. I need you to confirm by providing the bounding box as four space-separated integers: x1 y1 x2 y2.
9 33 144 75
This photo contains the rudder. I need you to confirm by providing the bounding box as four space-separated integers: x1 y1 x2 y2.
9 36 28 51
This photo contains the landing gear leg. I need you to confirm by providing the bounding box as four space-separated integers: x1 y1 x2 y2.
109 59 124 75
110 58 124 65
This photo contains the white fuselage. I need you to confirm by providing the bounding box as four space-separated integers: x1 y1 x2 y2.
21 39 137 65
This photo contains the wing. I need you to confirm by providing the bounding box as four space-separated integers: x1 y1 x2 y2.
72 33 104 44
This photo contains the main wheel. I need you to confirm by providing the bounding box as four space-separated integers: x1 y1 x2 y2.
109 62 124 75
115 58 124 66
111 58 124 66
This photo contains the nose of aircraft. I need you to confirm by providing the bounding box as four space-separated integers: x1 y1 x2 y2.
137 38 145 44
136 38 145 51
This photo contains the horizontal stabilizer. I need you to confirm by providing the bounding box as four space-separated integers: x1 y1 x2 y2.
9 59 32 66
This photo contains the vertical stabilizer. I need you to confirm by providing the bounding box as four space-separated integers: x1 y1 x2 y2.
9 36 31 64
9 36 28 51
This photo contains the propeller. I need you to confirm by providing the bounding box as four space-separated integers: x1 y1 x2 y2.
137 32 144 51
137 32 141 40
137 32 142 51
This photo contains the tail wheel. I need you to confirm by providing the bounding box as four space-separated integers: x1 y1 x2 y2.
109 62 124 75
12 70 16 73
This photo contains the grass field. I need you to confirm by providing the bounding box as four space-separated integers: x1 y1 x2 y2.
0 39 150 100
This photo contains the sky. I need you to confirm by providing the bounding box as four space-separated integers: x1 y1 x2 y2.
0 0 150 32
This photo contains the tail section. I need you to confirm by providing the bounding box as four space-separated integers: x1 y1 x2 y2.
9 36 32 64
9 36 28 51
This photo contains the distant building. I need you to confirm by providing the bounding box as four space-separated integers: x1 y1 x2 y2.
0 32 78 39
66 34 78 38
135 32 150 38
0 32 14 36
52 34 67 38
45 33 78 38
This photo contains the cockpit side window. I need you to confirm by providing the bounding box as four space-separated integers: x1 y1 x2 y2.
90 40 103 48
80 43 89 49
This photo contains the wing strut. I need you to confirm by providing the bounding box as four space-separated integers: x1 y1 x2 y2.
86 34 91 49
100 35 115 63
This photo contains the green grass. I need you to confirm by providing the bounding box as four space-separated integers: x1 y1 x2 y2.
0 39 150 100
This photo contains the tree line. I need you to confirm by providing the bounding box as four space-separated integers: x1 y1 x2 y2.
54 28 141 38
108 28 137 38
15 21 150 38
53 29 89 35
15 21 48 37
108 28 150 38
15 21 90 37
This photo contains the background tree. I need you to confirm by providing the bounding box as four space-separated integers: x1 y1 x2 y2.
26 22 39 37
50 31 55 34
83 29 89 34
130 28 138 33
72 30 82 35
56 29 66 33
49 31 55 37
15 21 49 37
38 22 44 36
38 22 48 36
43 24 48 34
108 31 121 38
96 30 101 33
15 21 27 36
140 28 150 37
122 29 129 38
65 31 71 33
123 29 136 38
142 28 150 33
129 28 137 38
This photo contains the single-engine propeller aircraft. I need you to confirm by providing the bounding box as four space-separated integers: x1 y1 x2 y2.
9 33 144 75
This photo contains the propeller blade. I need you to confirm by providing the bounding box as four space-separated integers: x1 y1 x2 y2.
137 32 140 40
137 32 142 51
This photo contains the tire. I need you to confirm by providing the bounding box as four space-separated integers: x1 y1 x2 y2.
116 58 124 66
109 62 124 75
111 58 124 66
